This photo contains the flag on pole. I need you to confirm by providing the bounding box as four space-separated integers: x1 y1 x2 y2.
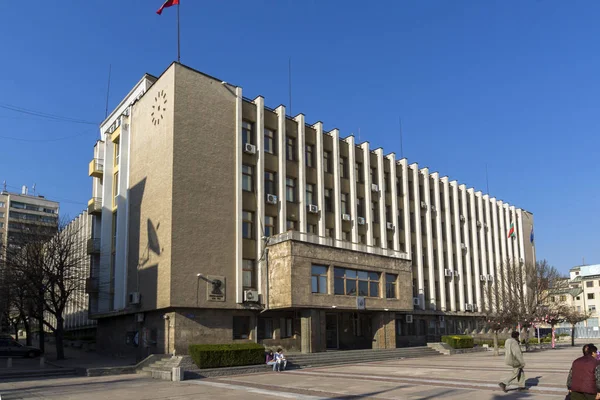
530 226 534 244
507 222 516 239
156 0 179 15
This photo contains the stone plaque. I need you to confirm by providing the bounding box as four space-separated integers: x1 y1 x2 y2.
206 275 226 302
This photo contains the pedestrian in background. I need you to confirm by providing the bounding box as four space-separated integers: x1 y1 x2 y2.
499 331 527 393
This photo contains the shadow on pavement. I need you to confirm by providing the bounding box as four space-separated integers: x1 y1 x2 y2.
525 376 542 387
325 385 411 399
0 376 143 393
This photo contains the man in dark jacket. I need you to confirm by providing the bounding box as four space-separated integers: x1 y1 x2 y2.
567 344 600 400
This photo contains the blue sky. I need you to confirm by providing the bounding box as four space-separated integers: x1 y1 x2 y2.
1 1 598 274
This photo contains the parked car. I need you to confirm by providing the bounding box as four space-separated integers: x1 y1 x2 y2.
0 338 41 358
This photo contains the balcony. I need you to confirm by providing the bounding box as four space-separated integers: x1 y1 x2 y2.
85 277 99 294
87 197 102 215
87 238 101 254
89 158 104 178
268 230 410 260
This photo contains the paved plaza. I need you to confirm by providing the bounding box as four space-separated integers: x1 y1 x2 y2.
0 344 582 399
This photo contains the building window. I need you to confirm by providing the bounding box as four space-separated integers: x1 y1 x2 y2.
242 165 253 192
312 265 328 294
588 293 595 300
307 224 317 234
264 128 275 154
257 318 273 340
372 202 379 223
325 228 332 238
340 157 348 178
341 193 348 214
0 202 4 207
113 172 119 207
559 295 566 302
589 305 596 313
576 296 581 301
305 145 314 167
242 259 255 289
265 171 277 195
281 318 294 338
343 231 351 241
385 274 398 299
356 163 363 183
233 316 251 340
358 234 365 244
242 121 253 145
357 198 364 218
306 184 315 205
334 267 379 297
324 151 332 173
0 222 3 228
264 216 276 237
242 211 254 239
384 172 390 191
286 178 296 202
114 139 120 166
286 220 296 231
286 136 296 161
325 189 333 212
370 168 377 185
587 281 594 288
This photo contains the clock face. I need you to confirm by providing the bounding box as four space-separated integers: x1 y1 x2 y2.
151 90 167 126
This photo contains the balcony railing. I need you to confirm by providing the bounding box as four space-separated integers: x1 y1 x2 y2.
89 158 104 178
86 238 101 254
87 197 102 215
268 230 410 260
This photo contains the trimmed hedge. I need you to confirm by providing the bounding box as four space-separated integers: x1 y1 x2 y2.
474 338 506 347
188 343 265 369
442 335 474 349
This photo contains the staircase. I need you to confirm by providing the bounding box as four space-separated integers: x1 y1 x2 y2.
285 346 441 369
137 356 183 380
0 367 78 380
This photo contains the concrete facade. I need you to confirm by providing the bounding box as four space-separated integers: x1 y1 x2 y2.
88 62 535 358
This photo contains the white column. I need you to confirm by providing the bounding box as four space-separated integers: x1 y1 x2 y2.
387 154 399 251
477 192 488 312
345 136 358 244
484 195 496 311
442 177 456 311
432 173 446 311
376 149 387 248
276 106 287 234
511 206 519 263
451 181 465 311
313 122 326 239
235 87 243 303
517 209 526 265
491 198 503 304
504 204 513 265
422 168 435 310
361 143 373 246
497 201 507 269
460 184 473 307
331 129 342 242
468 189 481 311
296 114 307 233
412 164 425 310
254 97 265 292
400 159 411 257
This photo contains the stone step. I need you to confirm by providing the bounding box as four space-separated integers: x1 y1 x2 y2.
287 349 438 362
0 368 78 380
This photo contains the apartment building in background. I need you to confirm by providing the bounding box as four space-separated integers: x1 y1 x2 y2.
87 62 535 358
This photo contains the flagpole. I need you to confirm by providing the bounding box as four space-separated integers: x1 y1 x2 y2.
177 0 181 62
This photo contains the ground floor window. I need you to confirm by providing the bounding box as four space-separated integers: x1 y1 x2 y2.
281 318 294 338
257 318 273 340
233 316 251 340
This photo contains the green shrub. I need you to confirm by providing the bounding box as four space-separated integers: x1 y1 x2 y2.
542 337 552 343
473 338 506 347
442 335 474 349
559 333 569 337
188 343 265 369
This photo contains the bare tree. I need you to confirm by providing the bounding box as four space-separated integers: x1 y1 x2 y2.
563 308 590 347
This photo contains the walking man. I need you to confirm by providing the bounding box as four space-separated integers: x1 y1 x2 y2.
567 343 600 400
499 331 527 392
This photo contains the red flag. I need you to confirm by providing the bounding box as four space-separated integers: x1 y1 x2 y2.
156 0 179 15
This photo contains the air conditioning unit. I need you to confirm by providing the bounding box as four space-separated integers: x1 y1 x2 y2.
479 275 487 282
307 204 319 214
266 194 278 205
357 217 365 225
413 297 420 306
420 201 427 209
465 303 474 312
371 184 379 192
386 222 394 230
244 289 259 302
406 314 414 323
243 143 256 154
454 271 460 277
519 257 524 264
461 243 467 251
487 275 494 282
460 215 465 222
476 221 482 228
444 269 453 277
342 213 351 221
129 292 141 305
135 312 145 323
